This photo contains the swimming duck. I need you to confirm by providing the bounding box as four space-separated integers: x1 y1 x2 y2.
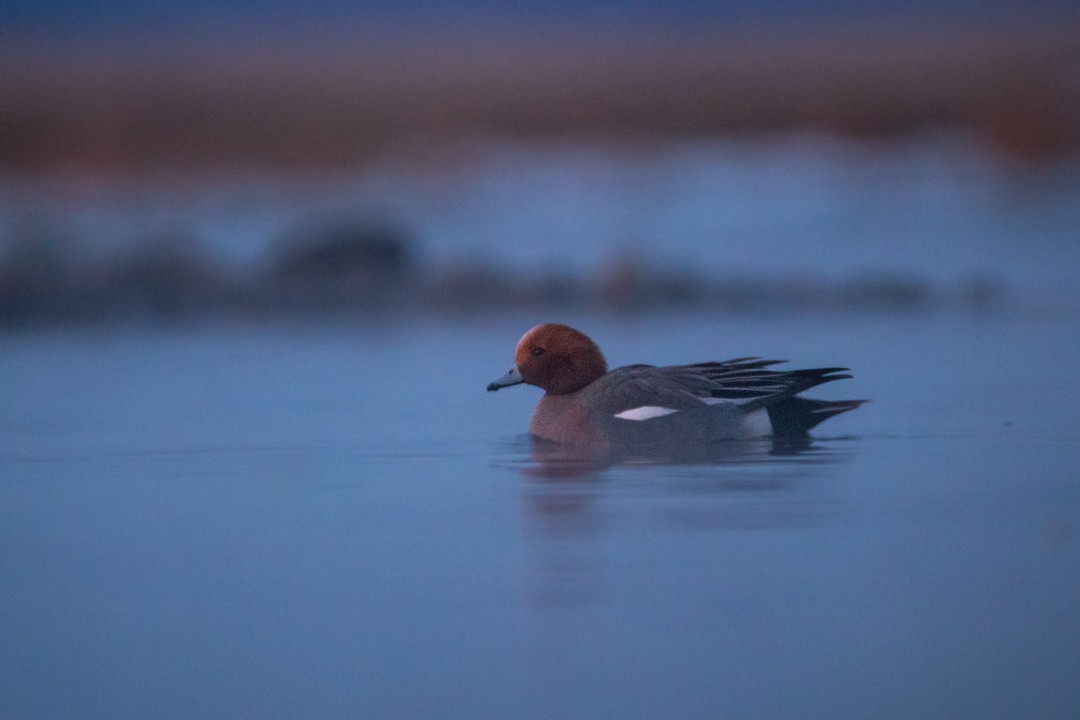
488 323 863 449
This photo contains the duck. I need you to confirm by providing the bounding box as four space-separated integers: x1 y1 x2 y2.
487 323 864 450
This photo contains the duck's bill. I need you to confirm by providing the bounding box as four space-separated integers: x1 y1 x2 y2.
487 367 524 391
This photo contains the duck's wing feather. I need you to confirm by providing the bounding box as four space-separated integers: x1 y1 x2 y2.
594 359 853 416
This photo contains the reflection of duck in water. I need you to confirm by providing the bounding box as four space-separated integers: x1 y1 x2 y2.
488 324 865 455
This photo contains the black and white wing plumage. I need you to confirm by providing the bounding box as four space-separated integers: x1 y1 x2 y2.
651 358 853 410
596 358 850 411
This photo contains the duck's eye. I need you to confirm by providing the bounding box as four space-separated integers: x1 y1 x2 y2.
531 347 545 357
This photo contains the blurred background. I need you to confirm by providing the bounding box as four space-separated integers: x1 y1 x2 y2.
4 4 1080 720
2 0 1080 322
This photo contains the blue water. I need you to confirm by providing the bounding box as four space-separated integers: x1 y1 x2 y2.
2 311 1079 719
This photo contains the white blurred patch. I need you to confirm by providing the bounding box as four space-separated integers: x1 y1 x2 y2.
614 406 679 421
744 408 773 437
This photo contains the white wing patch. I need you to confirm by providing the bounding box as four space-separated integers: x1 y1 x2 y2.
744 408 773 437
614 406 679 421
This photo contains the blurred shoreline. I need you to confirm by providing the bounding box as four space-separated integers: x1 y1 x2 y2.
2 21 1079 174
0 218 1015 329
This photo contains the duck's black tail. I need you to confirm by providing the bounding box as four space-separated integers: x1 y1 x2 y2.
767 397 867 436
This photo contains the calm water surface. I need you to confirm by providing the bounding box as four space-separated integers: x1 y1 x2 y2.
2 313 1079 719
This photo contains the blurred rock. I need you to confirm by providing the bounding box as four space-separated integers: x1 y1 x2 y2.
266 221 414 313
